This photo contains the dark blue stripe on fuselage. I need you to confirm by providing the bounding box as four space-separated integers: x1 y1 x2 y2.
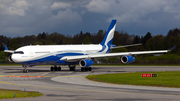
99 38 113 53
98 45 106 52
20 53 84 65
106 39 113 53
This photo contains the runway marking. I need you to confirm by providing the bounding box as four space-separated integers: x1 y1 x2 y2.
16 84 33 87
0 75 4 77
0 81 14 84
6 76 44 78
0 80 179 97
1 75 84 78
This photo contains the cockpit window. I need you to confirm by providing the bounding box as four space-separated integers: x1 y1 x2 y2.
14 51 24 54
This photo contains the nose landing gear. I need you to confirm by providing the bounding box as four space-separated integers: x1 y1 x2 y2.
22 65 28 73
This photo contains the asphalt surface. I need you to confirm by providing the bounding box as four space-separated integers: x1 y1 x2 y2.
0 66 180 101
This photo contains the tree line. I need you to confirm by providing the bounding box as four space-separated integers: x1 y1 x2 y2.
0 28 179 63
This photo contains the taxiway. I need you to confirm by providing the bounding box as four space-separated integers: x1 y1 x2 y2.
0 66 180 101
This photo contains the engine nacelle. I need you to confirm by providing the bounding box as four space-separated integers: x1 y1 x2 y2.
79 59 94 67
8 55 14 62
121 55 135 64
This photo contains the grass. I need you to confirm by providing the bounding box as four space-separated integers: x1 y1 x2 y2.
0 63 21 66
86 71 180 88
0 89 43 99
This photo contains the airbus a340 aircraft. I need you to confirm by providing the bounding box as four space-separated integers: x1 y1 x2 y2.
4 20 174 73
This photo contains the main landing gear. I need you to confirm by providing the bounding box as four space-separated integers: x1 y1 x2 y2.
50 66 61 71
81 67 92 72
69 65 76 71
23 65 28 73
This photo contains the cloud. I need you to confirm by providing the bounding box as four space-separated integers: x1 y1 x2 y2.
0 0 180 37
48 9 82 27
0 1 83 36
51 2 71 10
11 0 29 10
0 0 29 16
85 0 180 24
85 0 110 13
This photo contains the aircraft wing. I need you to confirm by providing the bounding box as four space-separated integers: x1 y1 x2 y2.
61 49 169 61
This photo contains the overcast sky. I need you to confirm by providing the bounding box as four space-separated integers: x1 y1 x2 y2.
0 0 180 37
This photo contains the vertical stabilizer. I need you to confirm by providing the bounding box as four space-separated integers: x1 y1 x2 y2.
100 20 116 46
99 20 116 53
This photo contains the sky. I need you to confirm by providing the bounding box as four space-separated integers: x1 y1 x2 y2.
0 0 180 37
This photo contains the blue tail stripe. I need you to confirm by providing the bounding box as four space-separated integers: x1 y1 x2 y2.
100 20 116 45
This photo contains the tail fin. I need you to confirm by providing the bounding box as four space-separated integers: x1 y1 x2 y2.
100 20 116 46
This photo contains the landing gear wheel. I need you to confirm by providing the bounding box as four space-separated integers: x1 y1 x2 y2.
22 65 28 73
51 66 54 71
58 67 61 71
81 67 85 71
88 67 92 71
23 69 28 73
71 67 75 71
54 66 57 71
50 66 61 71
81 67 92 72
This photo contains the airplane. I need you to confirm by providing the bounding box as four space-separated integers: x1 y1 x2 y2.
4 20 174 73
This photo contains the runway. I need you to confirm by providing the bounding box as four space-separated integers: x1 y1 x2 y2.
0 66 180 101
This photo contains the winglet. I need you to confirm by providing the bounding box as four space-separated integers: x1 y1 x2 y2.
5 46 8 50
169 46 176 51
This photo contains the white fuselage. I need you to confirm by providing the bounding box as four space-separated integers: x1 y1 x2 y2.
11 44 103 64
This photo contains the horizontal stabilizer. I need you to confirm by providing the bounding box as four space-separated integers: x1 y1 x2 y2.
111 43 142 49
4 46 14 53
169 46 176 51
4 50 15 53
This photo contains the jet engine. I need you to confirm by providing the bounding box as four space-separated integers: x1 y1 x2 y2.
121 55 135 64
8 55 14 62
79 59 94 67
